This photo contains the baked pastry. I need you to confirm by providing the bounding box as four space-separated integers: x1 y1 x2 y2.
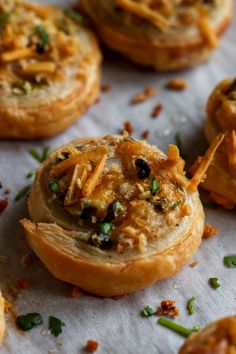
179 315 236 354
0 0 101 139
205 78 236 142
0 292 5 345
20 134 206 297
79 0 232 71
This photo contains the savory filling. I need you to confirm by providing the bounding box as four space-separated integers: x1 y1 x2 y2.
0 0 88 97
113 0 219 47
46 137 192 253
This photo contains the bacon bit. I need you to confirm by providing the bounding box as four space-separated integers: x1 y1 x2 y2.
123 121 134 135
17 279 30 289
203 224 218 239
151 103 163 119
86 339 99 352
210 192 235 210
141 130 150 139
166 78 188 91
100 85 111 93
189 261 198 268
70 286 83 299
0 199 8 213
20 254 34 267
131 87 156 104
156 300 179 317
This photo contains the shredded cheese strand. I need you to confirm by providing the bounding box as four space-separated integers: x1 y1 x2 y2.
82 153 108 197
21 62 56 75
197 3 218 49
1 48 36 63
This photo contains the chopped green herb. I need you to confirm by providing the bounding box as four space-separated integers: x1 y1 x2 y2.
98 222 113 235
209 277 220 289
171 200 181 210
151 178 160 196
15 185 31 201
0 12 11 24
48 181 59 192
157 318 200 337
65 9 90 25
142 306 155 317
16 313 43 331
49 316 65 337
90 233 113 250
35 25 50 45
187 297 196 315
42 147 51 161
174 132 185 158
224 255 236 268
26 169 36 179
106 200 124 221
28 147 51 163
29 149 42 163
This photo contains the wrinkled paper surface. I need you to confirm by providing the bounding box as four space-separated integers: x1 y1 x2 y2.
0 1 236 353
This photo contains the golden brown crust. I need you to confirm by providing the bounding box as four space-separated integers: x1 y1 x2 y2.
179 315 236 354
0 292 5 345
0 1 101 139
80 0 232 71
20 135 204 296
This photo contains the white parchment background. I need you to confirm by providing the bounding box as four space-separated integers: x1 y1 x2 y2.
0 1 236 353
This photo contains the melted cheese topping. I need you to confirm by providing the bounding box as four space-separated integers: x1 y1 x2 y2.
0 0 89 97
44 136 194 253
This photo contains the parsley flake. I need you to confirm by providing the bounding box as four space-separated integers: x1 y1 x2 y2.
209 277 220 289
35 25 50 45
29 147 51 163
142 306 155 317
65 9 90 25
15 185 31 201
49 316 65 337
48 181 59 192
187 297 196 315
224 255 236 268
151 178 160 196
16 313 43 331
0 12 11 24
171 200 181 210
98 222 113 235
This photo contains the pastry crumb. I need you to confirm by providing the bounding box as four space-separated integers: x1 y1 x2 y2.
203 224 218 239
151 103 163 119
166 78 188 91
4 188 11 195
141 130 150 139
123 121 134 135
189 261 198 268
70 285 83 298
85 339 99 352
131 87 156 104
100 84 111 93
156 300 179 317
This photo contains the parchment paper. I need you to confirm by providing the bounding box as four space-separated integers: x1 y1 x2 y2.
0 1 236 353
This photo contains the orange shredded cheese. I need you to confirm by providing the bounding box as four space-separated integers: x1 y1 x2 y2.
1 48 36 62
197 3 218 49
188 133 225 192
64 164 88 206
82 153 108 197
21 62 56 75
168 144 180 162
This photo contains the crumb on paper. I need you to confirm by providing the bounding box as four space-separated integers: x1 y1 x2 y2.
151 103 163 119
17 279 30 289
174 283 180 289
100 85 111 93
156 300 179 317
85 339 99 352
4 188 11 195
20 254 34 267
141 130 150 139
94 97 100 105
131 87 156 104
123 121 134 135
166 78 188 91
0 199 8 214
203 224 218 239
70 286 83 299
189 261 198 268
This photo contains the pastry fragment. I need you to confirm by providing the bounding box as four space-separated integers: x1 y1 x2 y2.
80 0 232 71
179 315 236 354
21 134 205 297
0 0 101 139
0 292 5 345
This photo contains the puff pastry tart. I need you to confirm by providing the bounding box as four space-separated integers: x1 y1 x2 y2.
205 78 236 142
0 0 101 139
20 134 207 297
179 315 236 354
79 0 232 71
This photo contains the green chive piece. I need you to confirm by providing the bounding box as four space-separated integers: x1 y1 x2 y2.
209 278 220 289
16 313 43 331
174 132 185 158
157 318 200 337
26 169 36 179
35 25 50 45
15 185 31 201
151 178 160 196
0 12 11 24
98 222 113 235
49 316 65 337
171 200 181 210
48 181 59 192
65 9 89 25
28 149 42 163
224 255 236 268
41 147 51 162
142 306 155 317
187 297 196 315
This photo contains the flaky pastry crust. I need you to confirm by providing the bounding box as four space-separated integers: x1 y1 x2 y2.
0 292 5 345
0 0 101 139
179 315 236 354
21 135 205 296
80 0 232 71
